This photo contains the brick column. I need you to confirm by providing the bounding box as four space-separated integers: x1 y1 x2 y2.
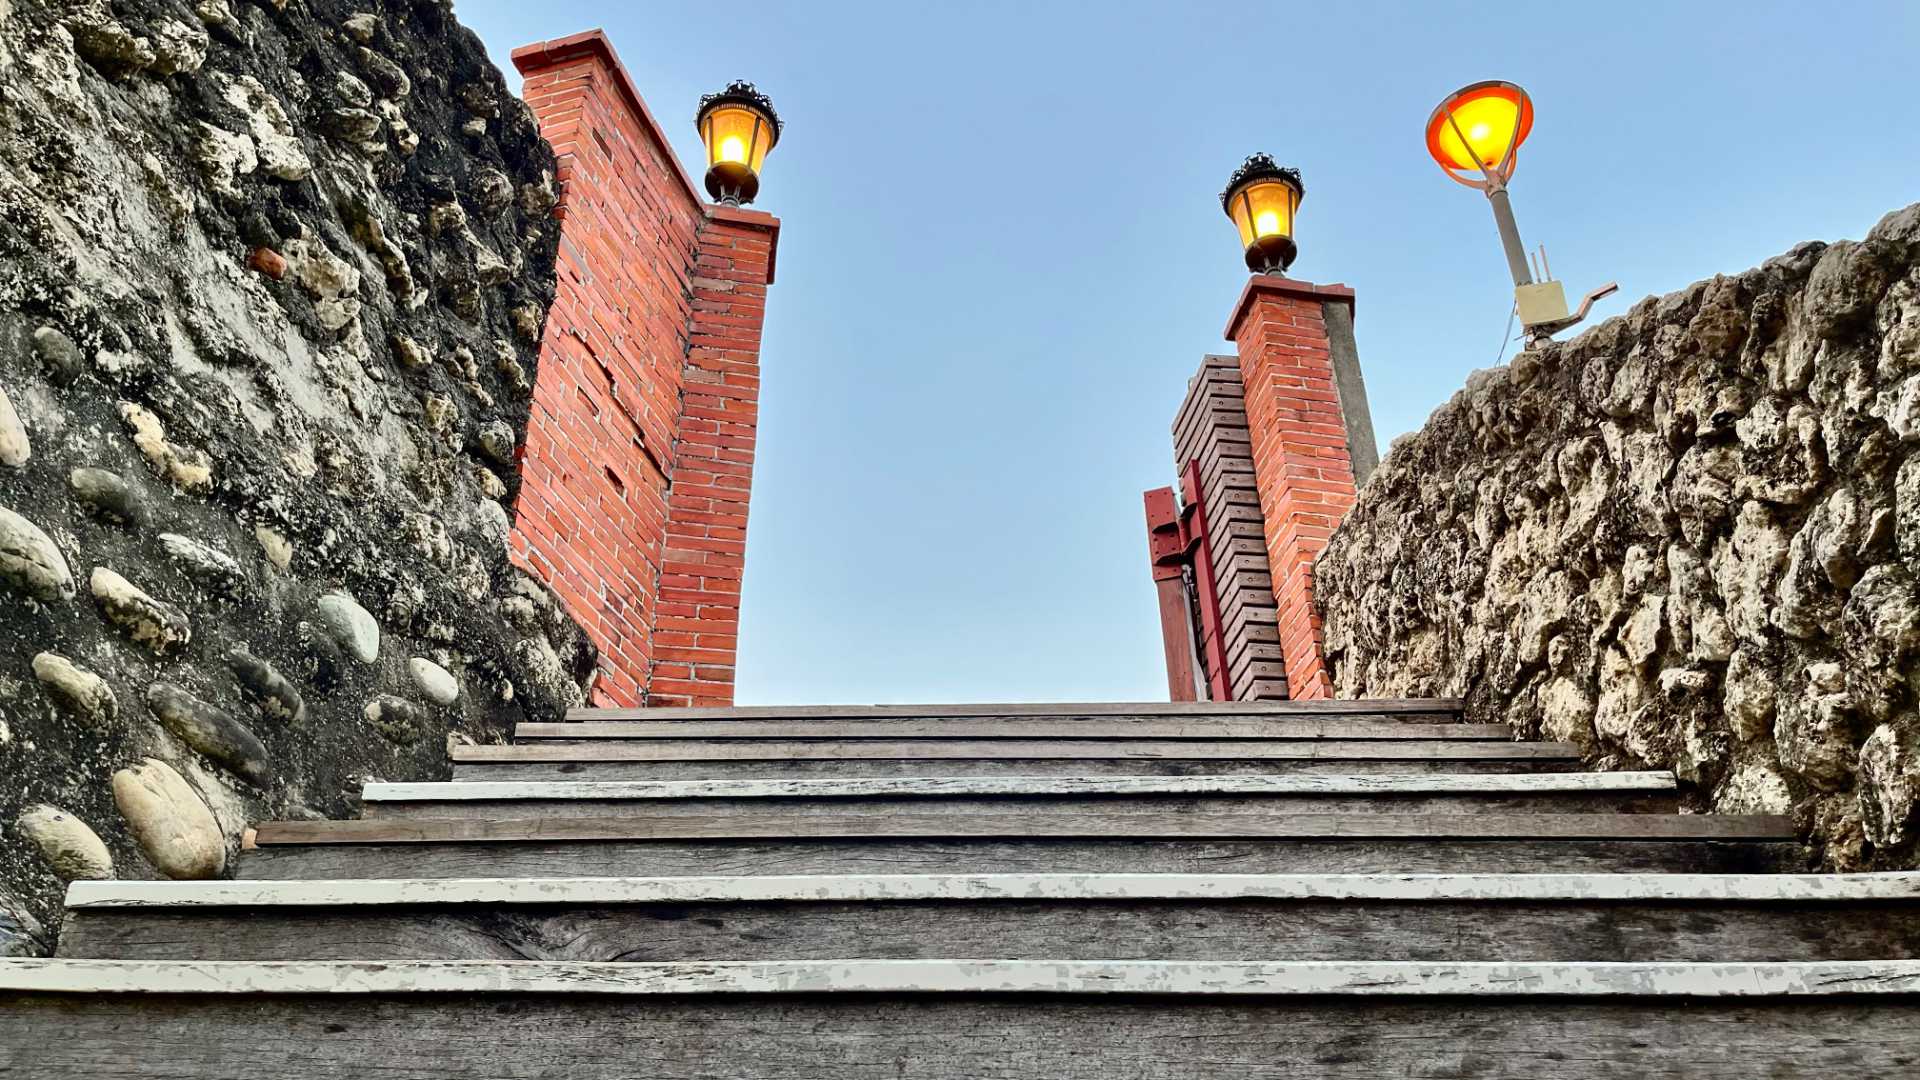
510 30 777 708
649 206 778 706
1225 276 1368 699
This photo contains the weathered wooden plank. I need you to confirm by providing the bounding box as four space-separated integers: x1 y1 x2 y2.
448 758 1574 781
513 718 1512 740
237 838 1802 880
56 898 1920 963
66 872 1920 908
362 791 1680 822
371 773 1672 802
252 812 1792 845
447 738 1575 762
564 699 1465 722
5 993 1914 1079
10 959 1920 996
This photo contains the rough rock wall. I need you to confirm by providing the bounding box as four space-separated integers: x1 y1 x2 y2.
1318 204 1920 869
0 0 594 953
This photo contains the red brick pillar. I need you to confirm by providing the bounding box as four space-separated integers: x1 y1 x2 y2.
1225 276 1365 700
509 30 777 708
649 207 778 706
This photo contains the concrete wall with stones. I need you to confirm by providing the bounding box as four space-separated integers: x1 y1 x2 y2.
1318 203 1920 869
0 0 595 954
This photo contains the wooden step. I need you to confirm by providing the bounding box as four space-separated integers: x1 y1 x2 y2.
516 718 1509 740
57 873 1920 964
450 757 1577 781
240 813 1800 879
450 738 1579 764
5 960 1919 1078
566 698 1465 722
357 773 1679 820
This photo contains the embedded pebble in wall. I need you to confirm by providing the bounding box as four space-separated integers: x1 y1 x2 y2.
118 402 213 492
67 468 149 528
227 648 305 723
341 12 379 43
314 589 380 663
157 533 249 601
145 681 272 787
30 326 83 385
408 657 459 706
111 758 227 880
294 620 346 688
0 505 75 602
254 524 293 571
0 382 28 467
30 653 118 727
16 806 114 881
475 420 516 465
90 567 192 654
365 694 430 743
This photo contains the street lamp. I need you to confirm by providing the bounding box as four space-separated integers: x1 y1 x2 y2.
696 81 781 206
1426 80 1614 340
1221 154 1304 275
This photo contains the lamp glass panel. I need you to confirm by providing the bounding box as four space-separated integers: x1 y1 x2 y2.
1427 86 1531 172
704 105 772 174
1241 180 1296 244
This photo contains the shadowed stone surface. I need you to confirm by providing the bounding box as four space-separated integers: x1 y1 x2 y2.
0 0 594 946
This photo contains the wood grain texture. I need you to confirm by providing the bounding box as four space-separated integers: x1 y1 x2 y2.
254 812 1786 845
67 872 1920 908
236 838 1803 880
9 958 1920 995
5 994 1914 1078
446 739 1579 762
366 772 1677 801
514 719 1512 740
565 699 1465 721
359 792 1682 822
59 897 1920 964
448 758 1574 781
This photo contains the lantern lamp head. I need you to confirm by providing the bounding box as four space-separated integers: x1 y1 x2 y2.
1425 80 1533 191
1220 155 1305 275
695 81 782 206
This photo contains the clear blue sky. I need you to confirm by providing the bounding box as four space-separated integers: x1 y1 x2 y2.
458 1 1920 705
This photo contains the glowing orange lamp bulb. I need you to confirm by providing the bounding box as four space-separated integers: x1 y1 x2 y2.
1220 154 1305 275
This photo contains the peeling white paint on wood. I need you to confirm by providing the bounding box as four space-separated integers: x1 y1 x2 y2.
448 739 1579 763
6 959 1920 997
362 772 1676 804
63 872 1920 910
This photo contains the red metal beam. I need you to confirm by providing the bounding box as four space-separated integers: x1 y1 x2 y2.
1141 464 1233 703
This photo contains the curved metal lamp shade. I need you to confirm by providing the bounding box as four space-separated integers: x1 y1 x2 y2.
1425 80 1533 190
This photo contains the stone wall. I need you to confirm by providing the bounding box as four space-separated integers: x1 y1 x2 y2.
1318 203 1920 869
0 0 594 954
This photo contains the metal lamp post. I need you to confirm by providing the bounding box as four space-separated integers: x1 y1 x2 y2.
696 81 782 206
1426 80 1615 340
1221 155 1305 275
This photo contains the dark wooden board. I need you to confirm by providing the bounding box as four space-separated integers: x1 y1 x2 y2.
236 838 1803 880
59 898 1920 964
358 791 1681 822
255 812 1780 846
450 739 1575 763
448 758 1574 781
4 993 1912 1078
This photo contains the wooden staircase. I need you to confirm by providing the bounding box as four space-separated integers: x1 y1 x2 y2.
6 697 1920 1077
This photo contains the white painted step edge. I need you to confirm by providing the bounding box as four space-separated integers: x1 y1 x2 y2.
361 772 1679 802
6 960 1920 997
64 872 1920 910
